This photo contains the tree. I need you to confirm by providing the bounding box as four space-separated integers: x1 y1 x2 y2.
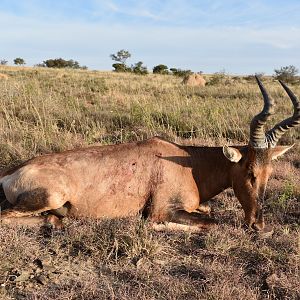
41 58 86 69
110 49 131 64
0 59 8 65
110 50 132 73
14 58 25 65
131 61 148 75
109 50 148 75
274 65 298 83
153 64 169 75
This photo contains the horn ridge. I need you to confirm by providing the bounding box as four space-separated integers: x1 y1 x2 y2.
266 80 300 147
249 76 275 148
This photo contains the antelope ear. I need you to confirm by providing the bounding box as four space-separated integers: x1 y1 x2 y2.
271 144 294 160
223 146 243 163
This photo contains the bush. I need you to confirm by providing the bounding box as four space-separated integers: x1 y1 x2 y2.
131 61 148 75
112 63 132 73
35 63 46 68
170 68 192 77
274 65 298 83
13 58 25 65
153 64 169 75
41 58 86 69
208 70 227 85
0 59 8 65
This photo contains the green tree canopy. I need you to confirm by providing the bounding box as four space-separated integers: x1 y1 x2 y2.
41 58 86 69
14 58 25 65
110 50 131 64
153 64 169 75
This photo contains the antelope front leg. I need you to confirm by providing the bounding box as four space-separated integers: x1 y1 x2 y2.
196 203 211 215
168 210 216 228
151 210 216 232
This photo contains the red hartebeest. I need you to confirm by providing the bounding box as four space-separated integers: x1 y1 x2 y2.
0 77 299 231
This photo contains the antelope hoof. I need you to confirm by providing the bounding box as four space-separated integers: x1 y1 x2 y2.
255 224 274 238
245 221 273 238
252 221 265 231
197 204 211 215
45 215 64 230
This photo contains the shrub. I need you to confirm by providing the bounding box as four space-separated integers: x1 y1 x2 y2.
112 63 132 73
208 70 227 85
34 63 46 68
41 58 86 69
0 59 8 65
13 58 25 65
153 64 169 75
131 61 148 75
170 68 192 77
274 65 298 83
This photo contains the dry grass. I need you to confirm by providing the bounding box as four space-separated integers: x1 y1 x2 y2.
0 66 299 299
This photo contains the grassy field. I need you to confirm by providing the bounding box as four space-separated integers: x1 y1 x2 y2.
0 66 299 299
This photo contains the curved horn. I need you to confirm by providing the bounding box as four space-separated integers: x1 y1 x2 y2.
266 80 300 147
249 76 275 148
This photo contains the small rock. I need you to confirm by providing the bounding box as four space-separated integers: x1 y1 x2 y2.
136 257 151 270
43 265 56 272
153 259 166 266
266 273 279 289
15 271 31 282
257 225 274 239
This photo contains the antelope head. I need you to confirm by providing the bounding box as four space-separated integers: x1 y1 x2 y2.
223 76 300 230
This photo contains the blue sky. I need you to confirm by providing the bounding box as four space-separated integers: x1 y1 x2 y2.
0 0 300 74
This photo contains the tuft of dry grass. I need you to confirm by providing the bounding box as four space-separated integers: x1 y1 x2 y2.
0 66 299 299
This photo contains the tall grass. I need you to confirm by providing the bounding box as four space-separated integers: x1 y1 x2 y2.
1 66 299 168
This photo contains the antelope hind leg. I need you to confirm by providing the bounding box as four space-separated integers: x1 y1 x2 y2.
1 208 64 229
0 212 63 229
0 188 66 229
